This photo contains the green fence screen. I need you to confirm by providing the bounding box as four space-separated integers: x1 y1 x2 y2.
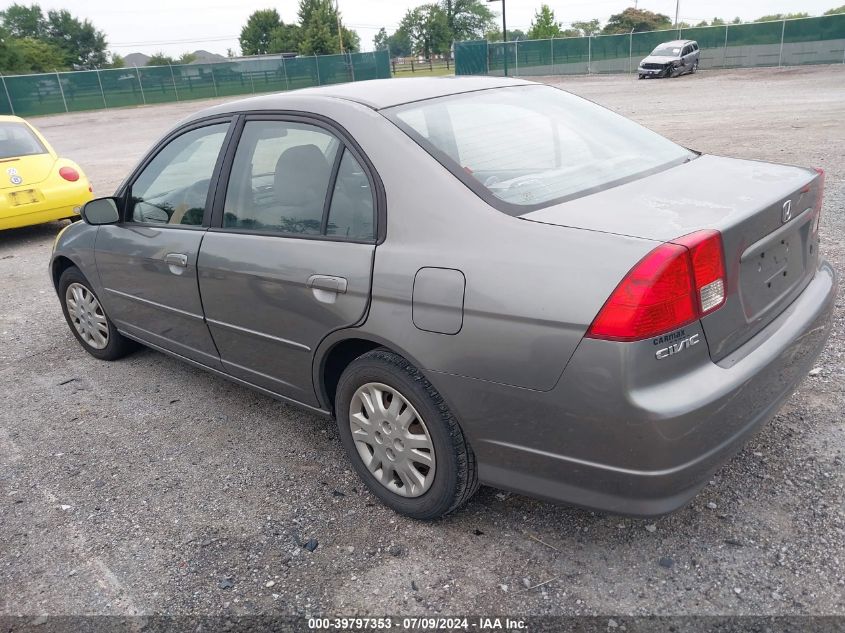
0 50 391 117
455 14 845 76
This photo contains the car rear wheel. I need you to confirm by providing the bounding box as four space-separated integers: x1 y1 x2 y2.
59 266 136 361
335 348 479 519
691 61 699 74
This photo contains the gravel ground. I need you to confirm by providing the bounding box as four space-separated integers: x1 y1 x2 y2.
1 65 843 618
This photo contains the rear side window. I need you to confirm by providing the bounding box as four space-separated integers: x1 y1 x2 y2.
327 149 375 239
224 121 338 235
223 120 374 240
388 85 693 214
0 122 47 159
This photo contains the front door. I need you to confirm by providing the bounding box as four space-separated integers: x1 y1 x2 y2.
95 120 232 368
198 117 378 406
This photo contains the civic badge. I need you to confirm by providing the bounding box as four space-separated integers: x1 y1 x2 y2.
782 199 792 223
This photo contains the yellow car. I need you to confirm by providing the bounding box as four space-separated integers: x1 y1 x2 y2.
0 115 93 230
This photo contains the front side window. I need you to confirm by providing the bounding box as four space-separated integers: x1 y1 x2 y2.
0 122 47 159
388 85 693 213
224 121 339 235
130 123 229 226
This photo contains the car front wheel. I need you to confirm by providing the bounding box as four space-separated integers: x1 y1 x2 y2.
59 266 136 361
335 349 479 519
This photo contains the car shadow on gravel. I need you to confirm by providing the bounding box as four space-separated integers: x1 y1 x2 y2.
0 220 70 250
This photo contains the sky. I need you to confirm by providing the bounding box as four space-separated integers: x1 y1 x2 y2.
9 0 840 57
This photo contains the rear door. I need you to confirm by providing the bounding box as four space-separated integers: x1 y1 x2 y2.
681 44 693 69
198 115 378 407
95 118 234 368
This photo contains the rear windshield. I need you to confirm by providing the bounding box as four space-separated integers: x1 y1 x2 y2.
386 85 693 214
0 121 47 159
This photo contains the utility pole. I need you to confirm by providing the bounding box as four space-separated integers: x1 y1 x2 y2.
487 0 508 76
336 0 344 54
674 0 680 28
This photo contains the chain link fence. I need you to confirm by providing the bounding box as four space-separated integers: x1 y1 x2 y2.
0 50 391 118
456 14 845 76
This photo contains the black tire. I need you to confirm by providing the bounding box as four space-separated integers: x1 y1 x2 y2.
691 61 698 74
335 348 479 520
638 74 644 80
58 266 136 361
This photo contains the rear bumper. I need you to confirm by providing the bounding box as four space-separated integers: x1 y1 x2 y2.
0 182 91 230
432 260 837 515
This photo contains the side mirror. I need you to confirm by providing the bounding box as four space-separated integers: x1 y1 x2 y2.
81 197 120 225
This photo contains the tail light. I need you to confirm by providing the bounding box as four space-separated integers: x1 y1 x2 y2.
59 166 80 182
586 230 726 342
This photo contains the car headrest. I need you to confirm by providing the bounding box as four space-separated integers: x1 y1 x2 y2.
274 144 330 207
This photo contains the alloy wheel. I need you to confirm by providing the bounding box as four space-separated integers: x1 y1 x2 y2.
348 382 436 498
65 282 109 350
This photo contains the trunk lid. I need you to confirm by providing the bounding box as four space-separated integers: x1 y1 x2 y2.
521 154 823 360
0 153 56 190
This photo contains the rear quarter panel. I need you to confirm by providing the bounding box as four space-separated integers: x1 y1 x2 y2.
316 102 660 391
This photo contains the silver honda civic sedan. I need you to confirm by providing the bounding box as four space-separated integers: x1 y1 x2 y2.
50 77 836 519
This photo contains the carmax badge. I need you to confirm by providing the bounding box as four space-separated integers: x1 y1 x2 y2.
656 333 700 359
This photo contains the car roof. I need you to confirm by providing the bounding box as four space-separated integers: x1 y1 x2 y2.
658 40 695 47
190 76 535 120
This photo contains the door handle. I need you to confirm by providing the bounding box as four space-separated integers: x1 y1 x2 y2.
307 275 348 294
164 253 188 268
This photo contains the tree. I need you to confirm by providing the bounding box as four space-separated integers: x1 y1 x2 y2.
106 52 125 68
389 29 414 56
572 19 601 36
528 4 563 39
298 0 360 55
485 27 526 41
442 0 495 41
11 36 65 71
147 52 175 66
269 23 301 53
239 9 282 55
824 5 845 14
0 27 23 72
373 27 389 51
401 4 451 58
341 26 360 52
0 3 46 39
602 8 672 34
45 9 108 68
399 4 452 58
178 52 197 64
299 1 336 55
755 13 809 22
